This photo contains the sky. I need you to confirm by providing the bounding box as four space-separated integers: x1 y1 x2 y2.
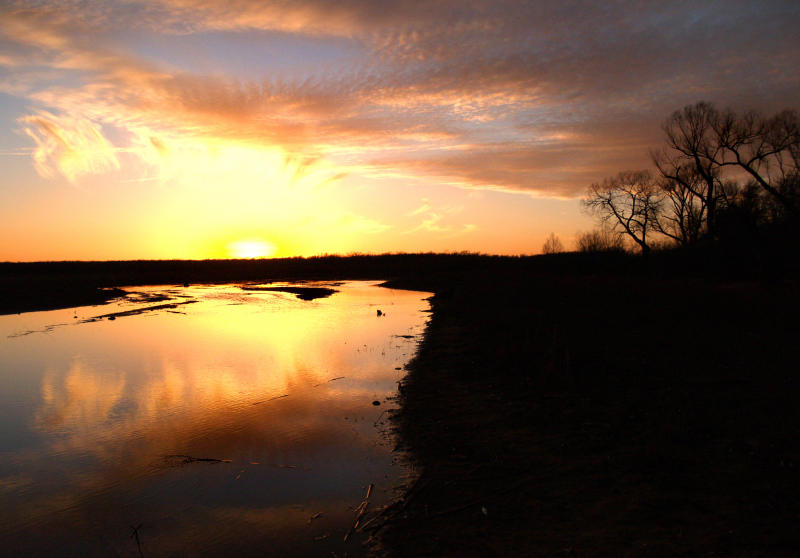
1 1 799 261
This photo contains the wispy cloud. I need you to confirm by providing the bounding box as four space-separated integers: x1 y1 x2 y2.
20 111 119 181
2 1 798 194
403 200 475 236
407 198 431 217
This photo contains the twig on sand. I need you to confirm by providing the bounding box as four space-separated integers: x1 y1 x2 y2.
130 523 144 558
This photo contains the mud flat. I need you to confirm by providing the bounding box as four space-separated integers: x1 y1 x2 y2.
239 284 337 300
372 271 800 557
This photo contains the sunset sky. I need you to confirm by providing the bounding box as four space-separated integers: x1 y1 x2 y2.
1 1 799 261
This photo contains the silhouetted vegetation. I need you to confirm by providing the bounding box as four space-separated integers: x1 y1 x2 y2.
575 227 626 253
541 232 564 254
584 102 800 263
584 170 662 253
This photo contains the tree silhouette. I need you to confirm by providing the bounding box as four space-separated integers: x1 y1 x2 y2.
653 102 724 238
653 102 800 239
654 165 710 245
583 170 662 253
584 102 800 256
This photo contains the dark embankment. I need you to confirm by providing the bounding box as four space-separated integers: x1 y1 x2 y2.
373 256 800 556
0 253 636 315
0 254 512 315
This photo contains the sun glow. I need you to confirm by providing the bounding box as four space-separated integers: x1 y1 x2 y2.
227 240 278 259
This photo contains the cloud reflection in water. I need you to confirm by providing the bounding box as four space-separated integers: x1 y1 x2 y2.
0 281 429 557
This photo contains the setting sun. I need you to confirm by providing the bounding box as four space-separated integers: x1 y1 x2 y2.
227 240 277 259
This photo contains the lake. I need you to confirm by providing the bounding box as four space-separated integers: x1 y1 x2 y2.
0 281 430 557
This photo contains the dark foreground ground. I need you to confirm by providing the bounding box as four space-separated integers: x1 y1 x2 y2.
3 253 799 556
374 265 800 556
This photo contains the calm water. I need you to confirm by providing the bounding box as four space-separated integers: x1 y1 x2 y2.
0 281 430 557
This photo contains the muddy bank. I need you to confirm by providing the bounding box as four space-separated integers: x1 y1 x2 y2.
0 282 126 315
373 272 800 556
239 284 337 300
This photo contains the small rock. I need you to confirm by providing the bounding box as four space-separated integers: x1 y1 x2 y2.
372 400 381 406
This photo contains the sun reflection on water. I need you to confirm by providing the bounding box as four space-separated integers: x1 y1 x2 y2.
0 281 429 557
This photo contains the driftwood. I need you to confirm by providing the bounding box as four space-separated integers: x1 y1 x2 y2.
344 483 375 543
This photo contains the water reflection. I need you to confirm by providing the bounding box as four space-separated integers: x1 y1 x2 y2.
0 281 429 557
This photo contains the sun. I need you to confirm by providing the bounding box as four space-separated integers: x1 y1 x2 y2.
227 240 278 259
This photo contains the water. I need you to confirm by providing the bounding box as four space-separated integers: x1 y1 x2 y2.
0 281 430 557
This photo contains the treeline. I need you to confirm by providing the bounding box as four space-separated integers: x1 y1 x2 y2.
580 102 799 266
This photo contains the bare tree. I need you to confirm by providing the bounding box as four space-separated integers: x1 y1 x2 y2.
653 102 724 237
712 107 800 218
653 102 800 238
653 166 708 245
583 103 799 256
583 170 663 253
542 233 564 254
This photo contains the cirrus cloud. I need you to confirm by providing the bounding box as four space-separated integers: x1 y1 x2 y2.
2 0 799 196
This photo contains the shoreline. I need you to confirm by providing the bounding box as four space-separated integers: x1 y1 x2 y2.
3 256 799 555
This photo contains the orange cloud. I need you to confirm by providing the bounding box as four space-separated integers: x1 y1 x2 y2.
3 1 799 197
